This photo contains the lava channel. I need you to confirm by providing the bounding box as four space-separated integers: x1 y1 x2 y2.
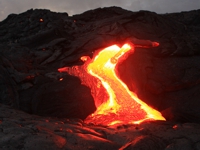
58 43 165 126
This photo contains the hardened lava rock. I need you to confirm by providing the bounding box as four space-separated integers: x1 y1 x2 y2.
0 7 200 122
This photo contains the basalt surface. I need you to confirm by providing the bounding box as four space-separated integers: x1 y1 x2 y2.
1 104 200 150
0 7 200 149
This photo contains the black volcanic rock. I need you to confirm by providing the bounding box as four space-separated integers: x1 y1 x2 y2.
1 104 200 150
0 7 200 123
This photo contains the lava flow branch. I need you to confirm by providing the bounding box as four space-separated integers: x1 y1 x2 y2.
58 39 165 126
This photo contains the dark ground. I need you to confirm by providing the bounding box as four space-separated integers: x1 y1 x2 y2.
1 104 200 150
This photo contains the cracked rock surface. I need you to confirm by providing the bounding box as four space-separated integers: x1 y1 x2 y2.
0 7 200 149
1 104 200 150
0 7 200 121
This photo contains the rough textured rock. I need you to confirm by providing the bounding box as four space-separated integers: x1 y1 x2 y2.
0 7 200 124
1 104 200 150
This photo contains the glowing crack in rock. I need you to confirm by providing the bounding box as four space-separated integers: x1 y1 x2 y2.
58 42 165 126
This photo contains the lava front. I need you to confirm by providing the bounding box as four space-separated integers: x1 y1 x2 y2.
58 43 165 126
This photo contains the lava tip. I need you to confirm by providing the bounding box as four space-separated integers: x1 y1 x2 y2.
152 42 159 47
80 56 89 62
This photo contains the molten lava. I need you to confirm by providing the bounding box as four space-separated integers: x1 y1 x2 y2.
58 42 165 126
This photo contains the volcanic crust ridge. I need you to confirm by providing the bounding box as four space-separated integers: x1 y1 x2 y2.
0 7 200 149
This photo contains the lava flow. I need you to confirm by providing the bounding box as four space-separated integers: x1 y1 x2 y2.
58 42 165 126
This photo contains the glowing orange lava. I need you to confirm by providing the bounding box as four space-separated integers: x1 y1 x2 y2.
58 43 165 126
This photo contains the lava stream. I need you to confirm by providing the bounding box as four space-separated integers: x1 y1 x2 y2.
59 43 165 126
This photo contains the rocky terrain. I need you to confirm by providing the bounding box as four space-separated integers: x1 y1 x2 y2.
0 7 200 149
1 104 200 150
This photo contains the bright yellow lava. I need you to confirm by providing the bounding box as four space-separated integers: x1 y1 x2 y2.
58 43 165 126
84 44 165 126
